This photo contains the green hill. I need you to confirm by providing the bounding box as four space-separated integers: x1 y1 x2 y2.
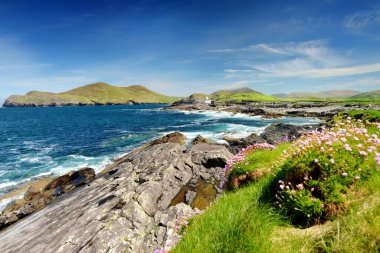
351 89 380 100
4 82 179 107
211 87 277 102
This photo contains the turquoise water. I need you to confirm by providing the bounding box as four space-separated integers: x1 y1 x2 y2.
0 104 320 196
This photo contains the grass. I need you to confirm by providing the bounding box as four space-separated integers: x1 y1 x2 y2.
172 113 380 253
211 92 278 103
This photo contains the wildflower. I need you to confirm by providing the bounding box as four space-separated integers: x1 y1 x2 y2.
359 151 368 156
296 184 304 189
314 158 319 163
279 184 285 190
354 176 360 180
330 158 335 164
342 172 348 177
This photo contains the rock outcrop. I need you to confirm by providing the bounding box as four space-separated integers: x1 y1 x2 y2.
224 123 322 154
0 135 233 253
0 167 96 230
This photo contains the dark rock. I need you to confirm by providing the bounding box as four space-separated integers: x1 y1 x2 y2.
69 167 95 186
260 123 317 144
224 133 265 154
43 173 71 191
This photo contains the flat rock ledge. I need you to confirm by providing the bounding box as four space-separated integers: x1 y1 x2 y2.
0 134 233 253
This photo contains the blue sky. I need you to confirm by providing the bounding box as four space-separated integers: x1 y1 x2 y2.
0 0 380 98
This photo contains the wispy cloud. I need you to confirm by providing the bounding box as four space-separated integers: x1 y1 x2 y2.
252 62 380 78
345 8 380 28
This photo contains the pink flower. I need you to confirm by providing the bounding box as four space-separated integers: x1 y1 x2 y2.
330 158 335 164
342 172 348 177
359 151 368 156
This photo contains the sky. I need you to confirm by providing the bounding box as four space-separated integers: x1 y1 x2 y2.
0 0 380 98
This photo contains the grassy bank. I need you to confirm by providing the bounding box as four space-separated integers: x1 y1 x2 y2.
172 111 380 252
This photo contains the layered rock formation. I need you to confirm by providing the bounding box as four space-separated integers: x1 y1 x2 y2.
0 133 232 252
0 167 96 230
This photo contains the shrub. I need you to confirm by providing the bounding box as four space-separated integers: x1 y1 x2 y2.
220 143 275 189
274 118 380 226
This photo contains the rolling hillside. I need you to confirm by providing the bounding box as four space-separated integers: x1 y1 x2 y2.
3 82 179 107
351 89 380 100
273 90 362 98
211 87 277 102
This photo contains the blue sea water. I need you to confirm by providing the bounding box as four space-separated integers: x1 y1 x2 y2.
0 104 320 197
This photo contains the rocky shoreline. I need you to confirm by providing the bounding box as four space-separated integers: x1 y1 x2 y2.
166 100 380 120
0 118 321 252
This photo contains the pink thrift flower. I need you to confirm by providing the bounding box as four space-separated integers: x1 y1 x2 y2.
342 172 348 177
330 158 335 164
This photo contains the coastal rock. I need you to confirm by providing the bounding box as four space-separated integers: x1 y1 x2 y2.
0 167 96 230
224 133 265 154
260 123 319 144
191 135 214 145
0 133 233 253
150 132 187 145
69 167 95 186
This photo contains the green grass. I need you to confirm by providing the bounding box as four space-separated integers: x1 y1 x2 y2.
172 115 380 253
351 89 380 100
228 143 290 180
172 176 286 253
211 92 278 103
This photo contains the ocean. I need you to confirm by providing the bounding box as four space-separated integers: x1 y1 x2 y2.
0 104 320 198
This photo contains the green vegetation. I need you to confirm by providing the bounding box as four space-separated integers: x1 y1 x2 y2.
172 111 380 253
351 89 380 100
4 82 179 106
209 87 277 102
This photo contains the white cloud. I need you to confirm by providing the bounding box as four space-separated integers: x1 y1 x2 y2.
345 9 380 28
253 62 380 78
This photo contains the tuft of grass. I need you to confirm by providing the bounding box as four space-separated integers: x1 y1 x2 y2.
172 177 286 253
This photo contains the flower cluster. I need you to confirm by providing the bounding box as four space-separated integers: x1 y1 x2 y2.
275 117 380 226
274 135 297 145
220 143 275 188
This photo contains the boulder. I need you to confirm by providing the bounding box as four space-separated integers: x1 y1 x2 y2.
69 167 95 187
191 135 214 145
224 133 265 154
260 123 319 144
43 173 72 191
150 132 187 146
0 167 96 231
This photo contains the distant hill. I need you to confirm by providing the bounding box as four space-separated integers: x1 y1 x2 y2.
3 82 180 107
174 87 277 105
211 87 276 102
273 90 362 98
351 90 380 100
